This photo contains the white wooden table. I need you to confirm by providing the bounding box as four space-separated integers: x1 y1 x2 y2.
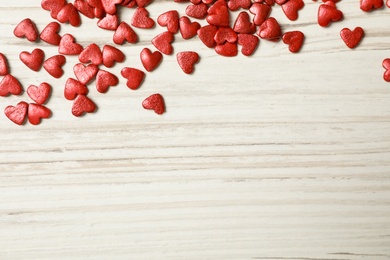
1 1 390 259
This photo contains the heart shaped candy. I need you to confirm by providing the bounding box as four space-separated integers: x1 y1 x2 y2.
282 31 304 53
121 67 145 90
131 7 155 28
382 58 390 82
142 93 165 115
79 43 103 65
0 75 23 97
41 0 66 19
4 101 28 125
0 53 9 76
176 51 200 74
40 22 62 46
113 22 138 45
28 103 51 125
73 63 99 85
72 94 97 117
179 16 201 40
140 48 163 72
158 10 179 33
237 34 259 56
57 3 81 27
27 82 52 105
64 78 88 100
59 34 84 55
340 27 364 49
19 48 45 72
43 55 66 78
95 70 119 93
14 18 39 42
102 45 125 67
152 31 174 55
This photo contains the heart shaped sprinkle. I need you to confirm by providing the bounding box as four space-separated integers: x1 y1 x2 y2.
4 101 28 125
19 48 45 72
382 58 390 82
43 55 66 78
318 1 343 27
151 31 174 55
57 3 81 27
179 16 201 40
282 31 305 53
41 0 66 19
0 74 23 97
140 48 163 72
158 10 179 33
13 18 39 42
237 33 259 56
64 78 88 100
27 82 51 105
121 67 145 90
0 53 9 76
73 63 99 85
131 7 155 29
258 17 282 42
97 13 119 30
176 51 200 74
79 43 103 65
142 93 165 115
113 21 138 45
40 21 62 46
102 45 125 67
59 34 84 55
96 69 119 93
186 3 208 19
28 103 51 125
72 94 97 117
340 27 364 49
281 0 304 21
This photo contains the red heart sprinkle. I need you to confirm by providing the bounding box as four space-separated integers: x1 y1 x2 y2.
27 82 52 105
0 53 9 76
197 25 218 48
237 33 259 56
382 58 390 82
97 14 119 30
317 1 343 27
152 31 174 55
0 75 23 96
96 69 119 93
101 0 122 14
72 94 97 117
40 22 62 46
41 0 66 19
360 0 384 11
113 22 138 45
79 43 103 65
215 42 238 57
281 0 304 21
142 93 165 115
176 51 200 74
140 48 163 72
136 0 153 7
19 48 45 72
158 10 179 33
74 0 95 19
179 16 201 40
59 34 84 55
43 55 66 78
186 3 208 19
57 3 81 27
131 7 155 29
73 63 99 85
214 27 238 45
257 17 282 42
13 18 39 42
282 31 305 53
228 0 252 10
206 0 230 27
233 12 256 34
249 3 272 26
4 101 28 125
28 103 51 125
102 45 125 67
64 78 88 100
340 27 364 49
121 67 145 90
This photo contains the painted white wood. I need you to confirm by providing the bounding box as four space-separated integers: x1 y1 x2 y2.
0 1 390 259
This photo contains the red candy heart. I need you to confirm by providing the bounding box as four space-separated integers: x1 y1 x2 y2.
64 78 88 100
152 31 174 55
0 75 23 97
27 103 51 125
72 94 97 117
215 42 238 57
96 69 119 93
113 22 138 45
74 0 95 18
0 53 9 76
97 14 119 30
360 0 384 11
102 45 125 67
176 51 200 74
140 48 163 72
43 55 66 78
214 27 237 44
186 3 208 19
73 63 99 85
237 34 259 56
57 3 81 27
340 27 364 49
41 0 66 19
13 18 39 42
233 12 256 34
40 22 62 46
249 3 272 26
179 16 201 40
318 1 343 27
28 103 51 125
228 0 251 10
197 25 218 48
206 0 230 27
281 0 304 21
158 10 179 33
101 0 122 14
79 43 103 65
282 31 304 53
257 17 282 42
59 34 84 55
131 7 155 29
142 93 165 115
4 101 28 125
382 58 390 82
121 67 145 90
19 48 45 72
27 82 51 105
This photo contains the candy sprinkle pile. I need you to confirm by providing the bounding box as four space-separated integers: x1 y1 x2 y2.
0 0 388 125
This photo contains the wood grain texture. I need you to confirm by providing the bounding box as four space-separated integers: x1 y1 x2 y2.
1 1 390 259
